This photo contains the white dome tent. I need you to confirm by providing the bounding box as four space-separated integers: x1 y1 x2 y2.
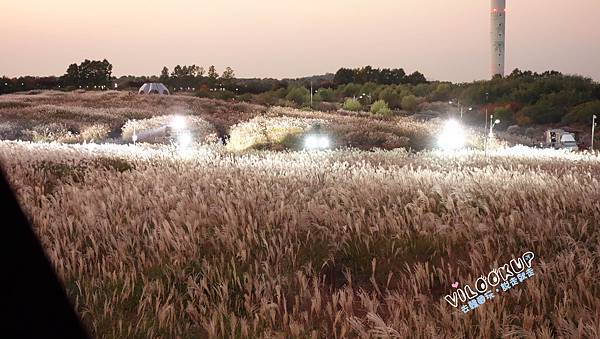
139 83 170 95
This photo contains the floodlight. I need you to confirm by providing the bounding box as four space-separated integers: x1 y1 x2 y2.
171 116 186 130
318 136 330 149
437 119 466 151
304 135 330 150
177 132 192 148
495 119 501 124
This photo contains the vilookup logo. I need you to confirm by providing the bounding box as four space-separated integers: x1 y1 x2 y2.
445 251 535 314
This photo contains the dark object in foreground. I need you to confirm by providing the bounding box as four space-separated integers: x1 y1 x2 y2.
0 167 89 338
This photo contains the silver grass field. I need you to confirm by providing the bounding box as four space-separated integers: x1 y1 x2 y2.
0 92 599 338
1 140 599 338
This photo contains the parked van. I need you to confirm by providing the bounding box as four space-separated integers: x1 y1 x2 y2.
544 129 578 151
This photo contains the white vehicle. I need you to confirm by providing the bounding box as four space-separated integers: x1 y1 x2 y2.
544 129 578 151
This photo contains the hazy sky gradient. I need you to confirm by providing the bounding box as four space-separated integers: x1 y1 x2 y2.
1 0 599 81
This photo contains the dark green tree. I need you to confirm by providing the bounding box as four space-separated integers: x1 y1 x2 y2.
159 67 170 84
62 63 80 87
334 68 355 86
208 65 218 79
221 67 235 80
401 94 418 111
390 68 406 84
406 71 427 85
62 59 112 88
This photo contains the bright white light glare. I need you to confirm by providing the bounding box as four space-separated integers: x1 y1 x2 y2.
171 116 187 130
438 119 466 151
132 133 138 143
177 132 192 148
304 135 330 150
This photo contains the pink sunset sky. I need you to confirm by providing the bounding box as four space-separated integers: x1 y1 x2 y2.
1 0 599 82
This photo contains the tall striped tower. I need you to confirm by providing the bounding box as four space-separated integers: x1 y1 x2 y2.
491 0 506 77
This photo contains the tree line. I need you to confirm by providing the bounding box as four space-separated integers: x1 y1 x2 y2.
2 59 599 127
458 69 600 125
157 65 235 89
0 60 237 93
249 69 600 127
0 59 113 92
333 66 427 86
1 60 425 94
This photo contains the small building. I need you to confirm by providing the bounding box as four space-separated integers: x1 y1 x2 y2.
139 83 170 95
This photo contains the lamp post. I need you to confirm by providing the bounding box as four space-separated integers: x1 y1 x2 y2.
310 81 313 109
463 107 473 120
489 117 500 137
132 120 138 145
449 99 473 120
592 114 597 151
484 92 489 155
449 99 459 118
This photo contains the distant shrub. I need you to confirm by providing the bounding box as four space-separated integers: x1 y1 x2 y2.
238 93 252 102
285 87 310 106
315 102 338 112
227 114 323 151
493 107 514 127
370 100 393 117
562 100 600 124
57 132 81 144
80 124 110 143
22 123 74 143
194 89 211 98
333 127 410 149
121 115 217 144
521 102 562 124
340 83 362 97
515 110 533 126
429 83 452 101
215 90 235 101
343 98 362 112
401 95 418 112
256 91 280 106
20 130 43 142
378 87 402 109
0 121 23 140
314 88 335 102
